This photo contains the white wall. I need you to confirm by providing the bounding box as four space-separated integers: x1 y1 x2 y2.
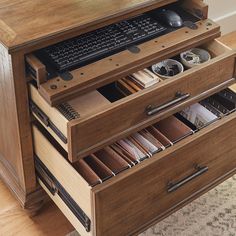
205 0 236 34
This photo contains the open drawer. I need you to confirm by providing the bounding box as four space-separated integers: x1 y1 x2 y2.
26 0 220 106
33 107 236 236
29 38 236 162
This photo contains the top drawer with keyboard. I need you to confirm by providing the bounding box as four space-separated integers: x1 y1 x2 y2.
29 38 236 162
26 0 221 106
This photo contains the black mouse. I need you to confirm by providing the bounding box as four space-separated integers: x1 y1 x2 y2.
158 9 183 28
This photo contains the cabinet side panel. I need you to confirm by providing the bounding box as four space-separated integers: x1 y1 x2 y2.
0 43 36 204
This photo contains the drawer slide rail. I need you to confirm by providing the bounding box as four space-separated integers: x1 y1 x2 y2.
30 100 67 144
35 156 91 232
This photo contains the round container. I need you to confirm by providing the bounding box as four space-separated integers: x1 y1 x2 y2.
180 48 211 69
151 59 184 79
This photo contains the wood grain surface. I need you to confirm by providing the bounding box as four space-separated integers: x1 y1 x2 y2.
0 179 73 236
219 31 236 49
0 0 234 233
0 0 177 50
92 113 236 236
0 42 37 202
66 38 235 161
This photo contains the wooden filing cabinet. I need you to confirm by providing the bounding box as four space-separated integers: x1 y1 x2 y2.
0 0 235 235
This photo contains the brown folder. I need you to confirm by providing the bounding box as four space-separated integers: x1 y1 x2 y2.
128 136 151 157
74 159 101 186
139 129 164 151
130 132 161 155
154 116 193 144
110 143 138 165
116 139 146 162
146 126 172 148
84 154 114 181
126 137 149 160
95 147 130 174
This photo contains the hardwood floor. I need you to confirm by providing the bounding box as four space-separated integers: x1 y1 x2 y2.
0 179 74 236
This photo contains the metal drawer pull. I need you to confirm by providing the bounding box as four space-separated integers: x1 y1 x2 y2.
146 92 190 116
167 165 209 193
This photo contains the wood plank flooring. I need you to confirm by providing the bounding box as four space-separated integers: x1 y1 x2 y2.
0 180 73 236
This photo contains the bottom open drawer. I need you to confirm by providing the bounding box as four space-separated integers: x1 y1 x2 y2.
33 90 236 236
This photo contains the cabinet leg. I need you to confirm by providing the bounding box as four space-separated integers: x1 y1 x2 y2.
25 199 46 217
24 186 48 216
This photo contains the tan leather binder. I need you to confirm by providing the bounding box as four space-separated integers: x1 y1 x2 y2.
58 90 110 119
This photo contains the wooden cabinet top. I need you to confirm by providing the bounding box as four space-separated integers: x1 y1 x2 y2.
0 0 176 51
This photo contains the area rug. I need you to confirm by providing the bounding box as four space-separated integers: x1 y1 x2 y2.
67 175 236 236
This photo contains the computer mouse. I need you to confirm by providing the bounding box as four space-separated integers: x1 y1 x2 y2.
158 9 183 28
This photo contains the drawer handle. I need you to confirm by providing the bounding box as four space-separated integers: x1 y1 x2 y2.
167 165 209 193
146 92 190 116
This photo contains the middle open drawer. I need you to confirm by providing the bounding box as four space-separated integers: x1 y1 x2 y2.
29 39 236 162
32 87 236 236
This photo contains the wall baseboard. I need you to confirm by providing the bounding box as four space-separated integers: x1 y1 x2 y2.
213 11 236 35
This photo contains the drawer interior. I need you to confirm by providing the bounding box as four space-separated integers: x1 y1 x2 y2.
33 87 236 236
98 40 235 101
29 39 236 161
47 87 236 187
26 0 220 106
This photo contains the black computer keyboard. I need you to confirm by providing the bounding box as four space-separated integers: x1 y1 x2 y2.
38 14 167 72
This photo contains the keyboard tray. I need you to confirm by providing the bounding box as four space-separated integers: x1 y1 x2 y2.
26 0 214 106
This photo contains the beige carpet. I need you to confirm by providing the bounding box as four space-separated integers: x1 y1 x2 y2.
68 175 236 236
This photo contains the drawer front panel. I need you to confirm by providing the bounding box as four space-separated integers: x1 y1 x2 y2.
92 114 236 236
68 51 236 160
